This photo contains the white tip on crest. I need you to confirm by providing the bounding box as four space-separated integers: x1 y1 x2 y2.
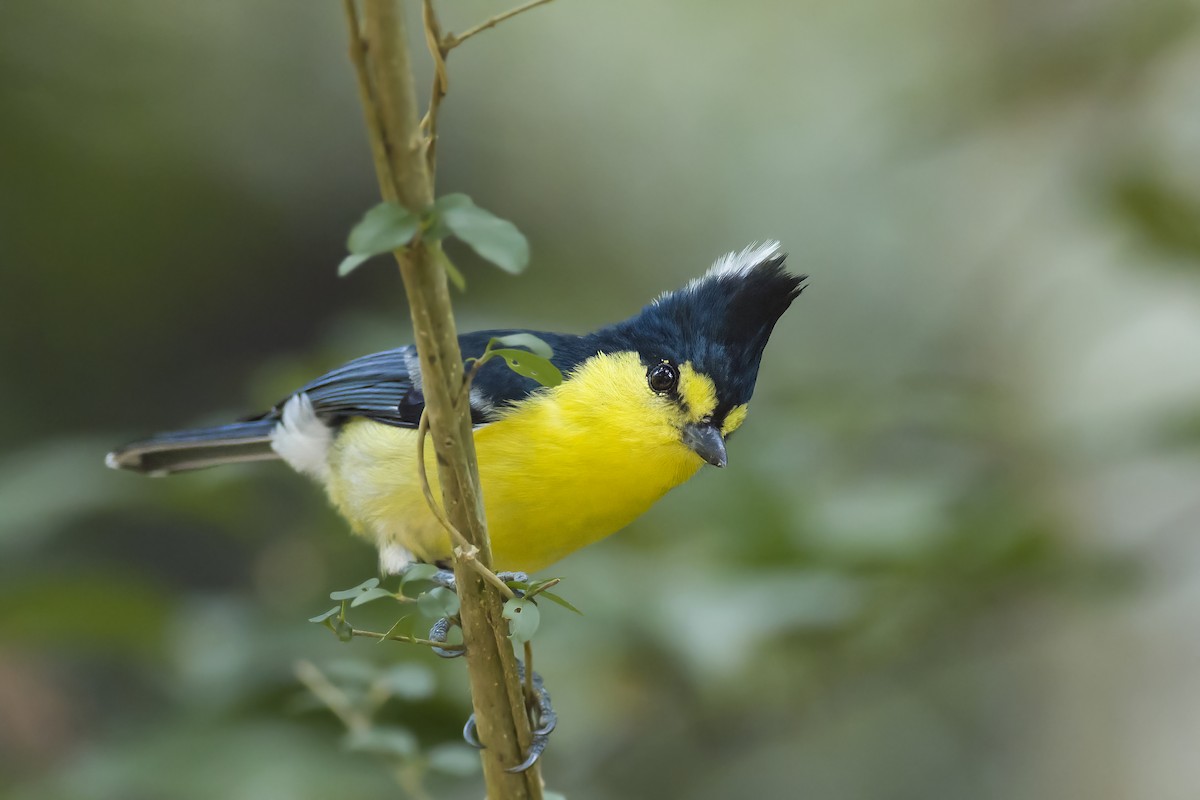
270 393 333 481
704 240 784 280
654 240 784 305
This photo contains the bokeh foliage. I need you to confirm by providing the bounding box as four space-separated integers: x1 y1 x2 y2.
3 1 1200 799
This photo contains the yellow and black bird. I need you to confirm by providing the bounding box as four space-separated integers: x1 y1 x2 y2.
107 242 805 575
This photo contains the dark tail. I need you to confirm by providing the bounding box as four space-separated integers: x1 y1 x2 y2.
106 420 280 476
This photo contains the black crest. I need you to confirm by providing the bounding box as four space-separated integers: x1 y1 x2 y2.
604 243 806 416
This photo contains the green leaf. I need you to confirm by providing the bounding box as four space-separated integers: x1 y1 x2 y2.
489 349 563 388
337 253 374 277
375 663 436 700
332 615 354 643
347 202 420 255
331 578 381 601
488 333 554 359
434 193 529 274
345 726 418 758
400 563 440 587
350 586 396 608
426 743 482 776
536 589 583 615
417 586 460 618
308 606 341 624
502 597 541 643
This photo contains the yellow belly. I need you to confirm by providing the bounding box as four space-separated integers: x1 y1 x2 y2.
322 353 720 572
325 414 702 573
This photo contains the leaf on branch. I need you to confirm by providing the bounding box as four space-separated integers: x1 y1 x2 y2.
347 202 421 256
350 586 396 608
489 348 563 388
417 586 460 618
534 589 583 615
308 606 341 623
337 253 374 277
399 563 441 589
488 333 554 359
432 193 530 274
330 577 383 601
502 597 541 643
332 615 354 642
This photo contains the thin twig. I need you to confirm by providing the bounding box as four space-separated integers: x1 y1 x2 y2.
455 543 518 600
444 0 557 50
352 628 465 650
416 408 516 600
523 640 535 707
420 0 449 181
414 408 471 551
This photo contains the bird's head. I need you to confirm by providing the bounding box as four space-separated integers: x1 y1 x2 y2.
601 242 806 468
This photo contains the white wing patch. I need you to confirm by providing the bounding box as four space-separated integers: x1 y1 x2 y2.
401 345 423 393
270 393 333 481
655 240 783 304
469 386 496 419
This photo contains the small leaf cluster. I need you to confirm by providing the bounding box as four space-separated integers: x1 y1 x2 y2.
339 193 529 286
502 578 581 645
310 569 580 651
308 571 461 650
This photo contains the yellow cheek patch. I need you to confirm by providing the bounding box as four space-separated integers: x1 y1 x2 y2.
722 403 748 436
677 363 718 421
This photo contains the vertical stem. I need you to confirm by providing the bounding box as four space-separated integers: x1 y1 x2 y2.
344 2 541 797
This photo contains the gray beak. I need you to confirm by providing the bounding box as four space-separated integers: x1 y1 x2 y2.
681 421 728 468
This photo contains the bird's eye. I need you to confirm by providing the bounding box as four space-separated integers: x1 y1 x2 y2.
647 362 679 393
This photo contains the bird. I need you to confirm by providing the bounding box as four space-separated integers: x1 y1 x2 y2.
107 242 805 575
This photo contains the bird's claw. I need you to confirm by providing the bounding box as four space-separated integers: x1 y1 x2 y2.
463 714 484 749
428 616 463 659
459 659 555 772
421 568 528 659
506 733 550 773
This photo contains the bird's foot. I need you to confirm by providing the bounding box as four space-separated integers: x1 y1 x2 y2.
413 566 529 659
423 568 530 594
427 615 463 659
463 659 556 773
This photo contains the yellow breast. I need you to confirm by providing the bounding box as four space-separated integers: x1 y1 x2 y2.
324 352 737 572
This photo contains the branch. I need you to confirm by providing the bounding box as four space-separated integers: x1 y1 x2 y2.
421 0 557 182
444 0 557 50
343 2 541 797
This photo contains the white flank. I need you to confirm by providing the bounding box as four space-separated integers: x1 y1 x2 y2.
270 393 333 481
378 543 416 575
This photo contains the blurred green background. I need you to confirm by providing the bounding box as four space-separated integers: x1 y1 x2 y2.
4 1 1200 798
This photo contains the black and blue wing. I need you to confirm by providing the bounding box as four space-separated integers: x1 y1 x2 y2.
277 331 599 428
107 330 604 474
